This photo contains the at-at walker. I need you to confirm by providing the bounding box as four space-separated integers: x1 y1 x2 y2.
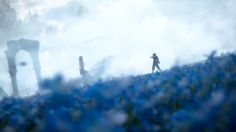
5 39 41 96
1 38 111 96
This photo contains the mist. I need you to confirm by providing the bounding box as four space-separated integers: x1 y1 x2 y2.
0 0 236 96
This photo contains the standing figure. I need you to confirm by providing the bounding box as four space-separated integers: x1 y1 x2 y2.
151 53 161 73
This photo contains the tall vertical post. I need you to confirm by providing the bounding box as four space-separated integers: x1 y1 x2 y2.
79 56 85 75
79 56 93 86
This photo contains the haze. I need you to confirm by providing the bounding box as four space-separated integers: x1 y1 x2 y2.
0 0 236 96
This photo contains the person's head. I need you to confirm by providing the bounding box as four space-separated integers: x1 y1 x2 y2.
153 53 156 56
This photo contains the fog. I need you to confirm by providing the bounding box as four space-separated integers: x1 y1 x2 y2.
0 0 236 96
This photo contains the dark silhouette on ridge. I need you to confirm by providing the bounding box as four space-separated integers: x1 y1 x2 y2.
151 53 161 73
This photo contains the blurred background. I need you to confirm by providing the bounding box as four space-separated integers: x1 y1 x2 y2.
0 0 236 96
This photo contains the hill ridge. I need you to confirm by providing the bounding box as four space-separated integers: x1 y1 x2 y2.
0 52 236 131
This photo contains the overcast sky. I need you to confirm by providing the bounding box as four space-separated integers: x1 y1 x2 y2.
0 0 236 96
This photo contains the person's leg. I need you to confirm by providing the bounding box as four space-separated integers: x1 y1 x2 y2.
154 65 159 73
152 64 155 73
157 64 161 71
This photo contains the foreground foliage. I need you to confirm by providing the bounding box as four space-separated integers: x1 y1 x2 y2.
0 52 236 131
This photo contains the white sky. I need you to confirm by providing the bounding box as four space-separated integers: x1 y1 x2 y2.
0 0 236 96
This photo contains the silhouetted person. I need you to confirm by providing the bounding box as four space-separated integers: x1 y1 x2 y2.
151 53 161 73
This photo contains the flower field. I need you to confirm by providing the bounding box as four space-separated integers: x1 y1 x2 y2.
0 52 236 131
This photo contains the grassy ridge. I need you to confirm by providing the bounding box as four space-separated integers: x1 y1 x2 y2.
0 52 236 131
